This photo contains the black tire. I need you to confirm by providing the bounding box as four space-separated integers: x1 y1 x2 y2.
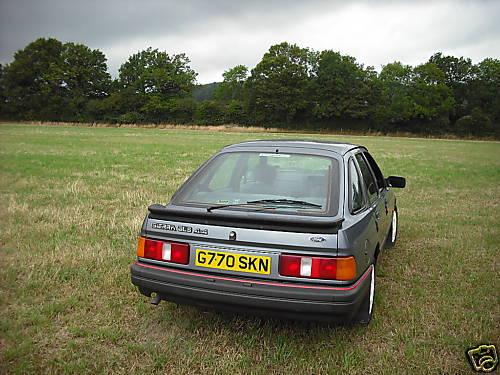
385 208 398 248
353 265 375 325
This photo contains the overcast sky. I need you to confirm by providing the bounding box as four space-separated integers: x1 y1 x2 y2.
0 0 499 84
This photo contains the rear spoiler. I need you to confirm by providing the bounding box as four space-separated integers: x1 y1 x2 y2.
148 204 344 234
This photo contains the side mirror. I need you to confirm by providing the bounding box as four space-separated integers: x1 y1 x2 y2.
386 176 406 188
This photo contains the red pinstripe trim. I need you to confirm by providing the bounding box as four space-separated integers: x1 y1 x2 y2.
134 262 372 291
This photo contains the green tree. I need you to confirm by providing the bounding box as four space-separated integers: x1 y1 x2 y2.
62 43 110 98
428 52 474 118
410 62 454 128
118 47 197 121
193 82 219 102
246 42 316 124
213 65 248 101
141 96 197 124
0 64 6 117
468 58 500 124
2 38 111 121
60 42 111 121
312 50 377 120
455 107 495 137
3 38 65 120
86 79 122 122
169 97 198 123
195 100 226 125
375 62 415 125
429 53 474 89
224 100 248 124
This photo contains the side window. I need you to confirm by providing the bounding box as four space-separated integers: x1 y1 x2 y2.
349 158 365 213
355 153 378 203
363 152 386 192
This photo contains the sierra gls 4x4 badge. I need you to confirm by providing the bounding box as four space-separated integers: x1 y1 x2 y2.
151 222 208 235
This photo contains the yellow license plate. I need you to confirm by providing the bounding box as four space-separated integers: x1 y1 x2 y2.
195 249 271 275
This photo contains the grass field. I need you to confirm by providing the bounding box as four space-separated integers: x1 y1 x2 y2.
0 124 498 375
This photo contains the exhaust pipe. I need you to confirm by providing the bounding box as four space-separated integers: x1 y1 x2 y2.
150 293 161 305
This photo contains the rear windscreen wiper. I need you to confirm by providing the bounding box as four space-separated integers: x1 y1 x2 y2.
247 199 322 209
207 199 322 213
206 202 272 212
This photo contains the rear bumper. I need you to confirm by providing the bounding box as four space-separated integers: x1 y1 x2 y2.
130 261 373 322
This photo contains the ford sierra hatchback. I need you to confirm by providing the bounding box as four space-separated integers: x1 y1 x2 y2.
130 139 405 324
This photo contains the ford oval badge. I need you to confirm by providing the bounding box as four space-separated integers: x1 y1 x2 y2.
310 236 326 243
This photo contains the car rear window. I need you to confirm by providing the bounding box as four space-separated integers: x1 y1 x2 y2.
175 152 339 215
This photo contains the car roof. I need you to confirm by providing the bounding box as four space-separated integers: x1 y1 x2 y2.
222 139 364 156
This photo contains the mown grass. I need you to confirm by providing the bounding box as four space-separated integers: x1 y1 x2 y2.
0 124 498 375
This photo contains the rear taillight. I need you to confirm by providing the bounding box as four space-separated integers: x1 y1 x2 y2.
279 254 356 280
136 237 189 264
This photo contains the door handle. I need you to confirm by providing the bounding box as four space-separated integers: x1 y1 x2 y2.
384 200 388 215
375 211 380 220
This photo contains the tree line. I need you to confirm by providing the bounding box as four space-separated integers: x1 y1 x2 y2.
1 38 498 137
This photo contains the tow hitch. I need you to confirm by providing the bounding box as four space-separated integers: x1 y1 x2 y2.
151 293 161 305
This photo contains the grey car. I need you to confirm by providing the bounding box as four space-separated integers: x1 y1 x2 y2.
130 139 406 324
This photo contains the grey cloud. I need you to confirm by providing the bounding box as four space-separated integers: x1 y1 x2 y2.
0 0 344 80
0 0 333 59
1 0 498 83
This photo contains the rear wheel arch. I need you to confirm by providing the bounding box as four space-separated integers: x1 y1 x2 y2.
353 263 376 325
